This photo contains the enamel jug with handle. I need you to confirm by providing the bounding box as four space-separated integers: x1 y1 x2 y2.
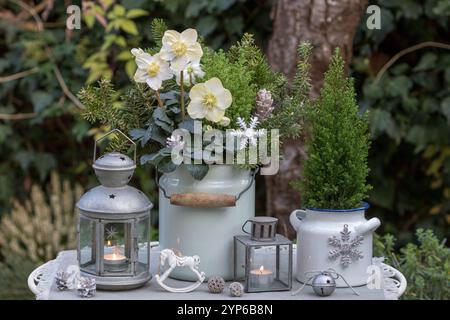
290 203 380 287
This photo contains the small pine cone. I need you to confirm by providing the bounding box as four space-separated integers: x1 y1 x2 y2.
255 89 274 121
208 276 225 293
77 277 96 298
55 271 71 291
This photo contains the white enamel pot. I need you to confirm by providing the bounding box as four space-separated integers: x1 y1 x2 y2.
158 164 256 281
289 203 380 287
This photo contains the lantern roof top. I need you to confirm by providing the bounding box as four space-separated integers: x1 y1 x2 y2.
76 185 152 215
93 152 136 171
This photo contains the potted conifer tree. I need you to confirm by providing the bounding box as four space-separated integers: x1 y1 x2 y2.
290 49 381 287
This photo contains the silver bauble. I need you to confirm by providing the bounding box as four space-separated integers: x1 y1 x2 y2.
311 272 336 296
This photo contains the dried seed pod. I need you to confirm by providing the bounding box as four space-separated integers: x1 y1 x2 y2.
228 282 244 297
207 276 225 294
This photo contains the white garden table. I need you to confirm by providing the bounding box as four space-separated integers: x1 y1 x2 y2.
28 244 406 300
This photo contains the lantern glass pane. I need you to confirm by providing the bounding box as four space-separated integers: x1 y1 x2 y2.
234 235 292 292
103 222 132 274
277 244 291 287
234 239 246 281
79 216 96 274
136 216 150 274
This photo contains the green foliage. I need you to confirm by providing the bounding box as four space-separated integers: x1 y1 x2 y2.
227 33 285 98
265 42 312 139
202 32 289 129
201 47 256 126
79 79 154 133
151 18 168 49
153 0 273 50
374 229 450 300
0 251 36 300
79 79 162 156
295 49 371 209
292 43 313 102
80 2 150 82
353 0 450 239
79 79 119 127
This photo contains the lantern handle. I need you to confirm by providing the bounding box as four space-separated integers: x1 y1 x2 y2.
93 129 137 164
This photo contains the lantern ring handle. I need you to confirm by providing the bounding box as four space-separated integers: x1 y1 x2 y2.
93 129 137 164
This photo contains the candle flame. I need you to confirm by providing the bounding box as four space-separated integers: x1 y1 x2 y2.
260 265 264 274
107 240 111 246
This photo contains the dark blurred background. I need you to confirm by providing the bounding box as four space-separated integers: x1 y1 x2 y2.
0 0 449 299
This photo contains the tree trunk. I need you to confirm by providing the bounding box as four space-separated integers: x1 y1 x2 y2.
266 0 368 239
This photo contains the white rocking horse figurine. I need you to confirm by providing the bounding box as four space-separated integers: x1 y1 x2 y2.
155 249 206 293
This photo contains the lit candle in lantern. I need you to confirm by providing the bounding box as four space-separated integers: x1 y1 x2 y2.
250 265 274 288
105 240 113 252
104 243 127 265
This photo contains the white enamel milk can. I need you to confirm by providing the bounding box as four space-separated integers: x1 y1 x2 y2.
158 164 256 281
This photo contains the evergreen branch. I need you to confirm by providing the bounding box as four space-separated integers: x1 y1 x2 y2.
293 42 313 101
151 18 167 49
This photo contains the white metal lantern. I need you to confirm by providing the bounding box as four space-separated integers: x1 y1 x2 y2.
76 130 153 290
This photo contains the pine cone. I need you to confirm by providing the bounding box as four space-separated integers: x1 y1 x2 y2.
254 89 274 121
55 271 71 291
77 277 96 298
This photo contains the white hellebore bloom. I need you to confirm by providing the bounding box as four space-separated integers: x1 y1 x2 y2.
187 77 232 123
159 29 203 72
132 48 172 91
176 61 205 85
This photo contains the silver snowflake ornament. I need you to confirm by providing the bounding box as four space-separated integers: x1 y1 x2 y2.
106 226 118 239
328 224 364 267
229 116 265 150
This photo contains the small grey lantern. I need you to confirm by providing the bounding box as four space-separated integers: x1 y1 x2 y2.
76 129 153 290
234 217 292 293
